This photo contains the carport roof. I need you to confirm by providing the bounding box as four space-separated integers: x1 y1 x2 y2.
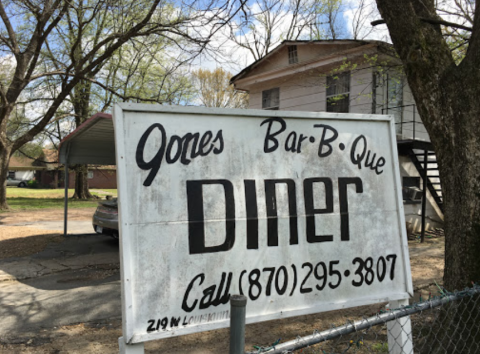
59 113 115 165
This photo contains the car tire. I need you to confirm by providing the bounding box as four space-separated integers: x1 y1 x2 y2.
18 182 26 187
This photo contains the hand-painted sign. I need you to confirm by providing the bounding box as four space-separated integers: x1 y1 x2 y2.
113 104 413 344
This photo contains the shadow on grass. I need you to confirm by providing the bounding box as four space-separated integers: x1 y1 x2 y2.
5 197 99 211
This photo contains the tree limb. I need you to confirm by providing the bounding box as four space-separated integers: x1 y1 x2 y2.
372 17 473 31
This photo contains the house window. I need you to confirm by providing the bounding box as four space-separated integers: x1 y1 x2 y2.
386 74 403 135
402 176 421 202
262 88 280 110
8 171 15 179
326 72 350 113
288 46 298 64
88 171 94 179
403 176 420 188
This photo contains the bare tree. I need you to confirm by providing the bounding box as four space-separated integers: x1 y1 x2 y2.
349 0 378 39
0 0 242 208
192 67 248 108
228 0 344 61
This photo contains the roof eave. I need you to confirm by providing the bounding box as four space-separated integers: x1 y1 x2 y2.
230 39 391 86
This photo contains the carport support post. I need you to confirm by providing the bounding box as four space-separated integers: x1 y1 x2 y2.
386 299 413 354
119 337 144 354
63 162 69 237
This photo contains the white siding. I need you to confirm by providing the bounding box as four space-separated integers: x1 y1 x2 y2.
399 155 443 232
402 85 429 141
247 65 376 114
349 67 373 113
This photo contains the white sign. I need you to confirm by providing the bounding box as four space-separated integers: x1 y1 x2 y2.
113 103 413 344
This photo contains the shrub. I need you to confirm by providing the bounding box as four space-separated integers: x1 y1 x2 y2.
27 180 39 189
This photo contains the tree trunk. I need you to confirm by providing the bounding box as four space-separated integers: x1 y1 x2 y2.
0 146 12 210
373 0 480 352
72 166 95 199
71 77 94 200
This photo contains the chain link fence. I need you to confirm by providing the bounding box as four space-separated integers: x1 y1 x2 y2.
246 284 480 354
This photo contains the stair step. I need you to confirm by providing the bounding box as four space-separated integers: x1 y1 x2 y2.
413 152 436 156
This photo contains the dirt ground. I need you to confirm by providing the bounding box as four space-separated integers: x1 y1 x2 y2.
0 208 96 259
0 209 445 354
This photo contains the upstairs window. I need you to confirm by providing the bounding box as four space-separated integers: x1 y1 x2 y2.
402 176 421 202
326 72 350 113
288 46 298 64
262 88 280 110
385 74 404 135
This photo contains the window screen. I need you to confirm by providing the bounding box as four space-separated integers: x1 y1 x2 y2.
326 72 350 113
288 46 298 64
262 88 280 110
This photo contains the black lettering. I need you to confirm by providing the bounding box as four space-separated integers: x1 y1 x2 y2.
364 150 376 169
147 319 156 332
244 180 258 249
285 131 297 152
264 179 298 246
180 133 200 163
350 135 367 169
199 131 214 156
187 180 235 254
338 177 363 241
199 285 215 309
166 135 183 163
314 124 338 157
376 157 385 175
303 178 334 243
212 130 224 154
211 272 232 306
135 123 167 186
261 118 287 153
182 273 204 312
171 317 181 328
296 134 308 153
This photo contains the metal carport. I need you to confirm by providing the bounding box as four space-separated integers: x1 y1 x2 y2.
58 113 115 236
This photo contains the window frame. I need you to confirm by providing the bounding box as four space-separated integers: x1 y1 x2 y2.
326 71 350 113
288 45 298 64
262 87 280 110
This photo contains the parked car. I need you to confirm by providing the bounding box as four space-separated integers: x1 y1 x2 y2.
93 198 119 239
6 177 29 187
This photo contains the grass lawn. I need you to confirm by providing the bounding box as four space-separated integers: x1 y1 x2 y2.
4 187 117 211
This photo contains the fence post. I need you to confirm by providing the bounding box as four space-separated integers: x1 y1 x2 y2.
387 299 413 354
119 337 144 354
230 294 247 354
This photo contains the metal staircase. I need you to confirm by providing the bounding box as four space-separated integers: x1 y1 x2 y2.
397 140 444 213
409 150 443 213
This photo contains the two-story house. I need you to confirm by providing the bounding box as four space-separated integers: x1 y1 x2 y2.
230 39 443 234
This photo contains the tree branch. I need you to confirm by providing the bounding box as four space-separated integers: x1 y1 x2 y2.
0 1 19 55
372 17 473 31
